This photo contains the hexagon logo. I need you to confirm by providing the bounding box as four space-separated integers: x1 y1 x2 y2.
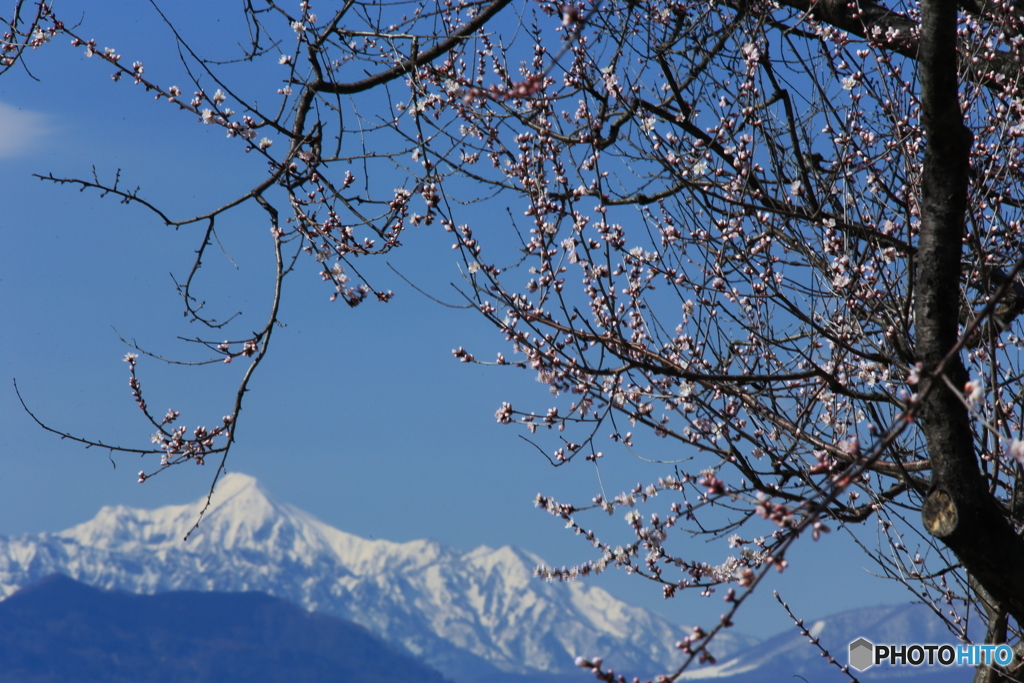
849 637 875 671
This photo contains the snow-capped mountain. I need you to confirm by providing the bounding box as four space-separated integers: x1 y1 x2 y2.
0 472 751 682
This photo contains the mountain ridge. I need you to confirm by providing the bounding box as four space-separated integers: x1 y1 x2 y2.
676 601 968 682
0 573 455 683
0 472 751 682
0 474 981 683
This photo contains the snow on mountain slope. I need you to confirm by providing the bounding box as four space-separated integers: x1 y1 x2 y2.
676 602 968 682
0 473 749 681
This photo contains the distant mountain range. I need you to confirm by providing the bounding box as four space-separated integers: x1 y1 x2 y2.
0 473 981 683
676 602 967 682
0 473 748 682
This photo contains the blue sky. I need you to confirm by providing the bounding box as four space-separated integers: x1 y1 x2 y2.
0 0 915 639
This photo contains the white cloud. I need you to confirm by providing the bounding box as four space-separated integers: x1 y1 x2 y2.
0 101 52 158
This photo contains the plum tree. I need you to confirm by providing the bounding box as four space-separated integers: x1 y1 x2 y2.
7 0 1024 679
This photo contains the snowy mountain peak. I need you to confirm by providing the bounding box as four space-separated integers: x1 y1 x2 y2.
200 471 279 517
0 472 752 682
211 470 261 495
58 471 295 551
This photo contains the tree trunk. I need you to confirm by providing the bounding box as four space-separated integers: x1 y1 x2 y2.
916 0 1024 626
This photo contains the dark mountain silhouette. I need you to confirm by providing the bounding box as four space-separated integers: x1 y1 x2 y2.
0 574 453 683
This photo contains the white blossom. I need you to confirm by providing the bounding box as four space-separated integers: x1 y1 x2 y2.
964 379 983 404
1009 439 1024 465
